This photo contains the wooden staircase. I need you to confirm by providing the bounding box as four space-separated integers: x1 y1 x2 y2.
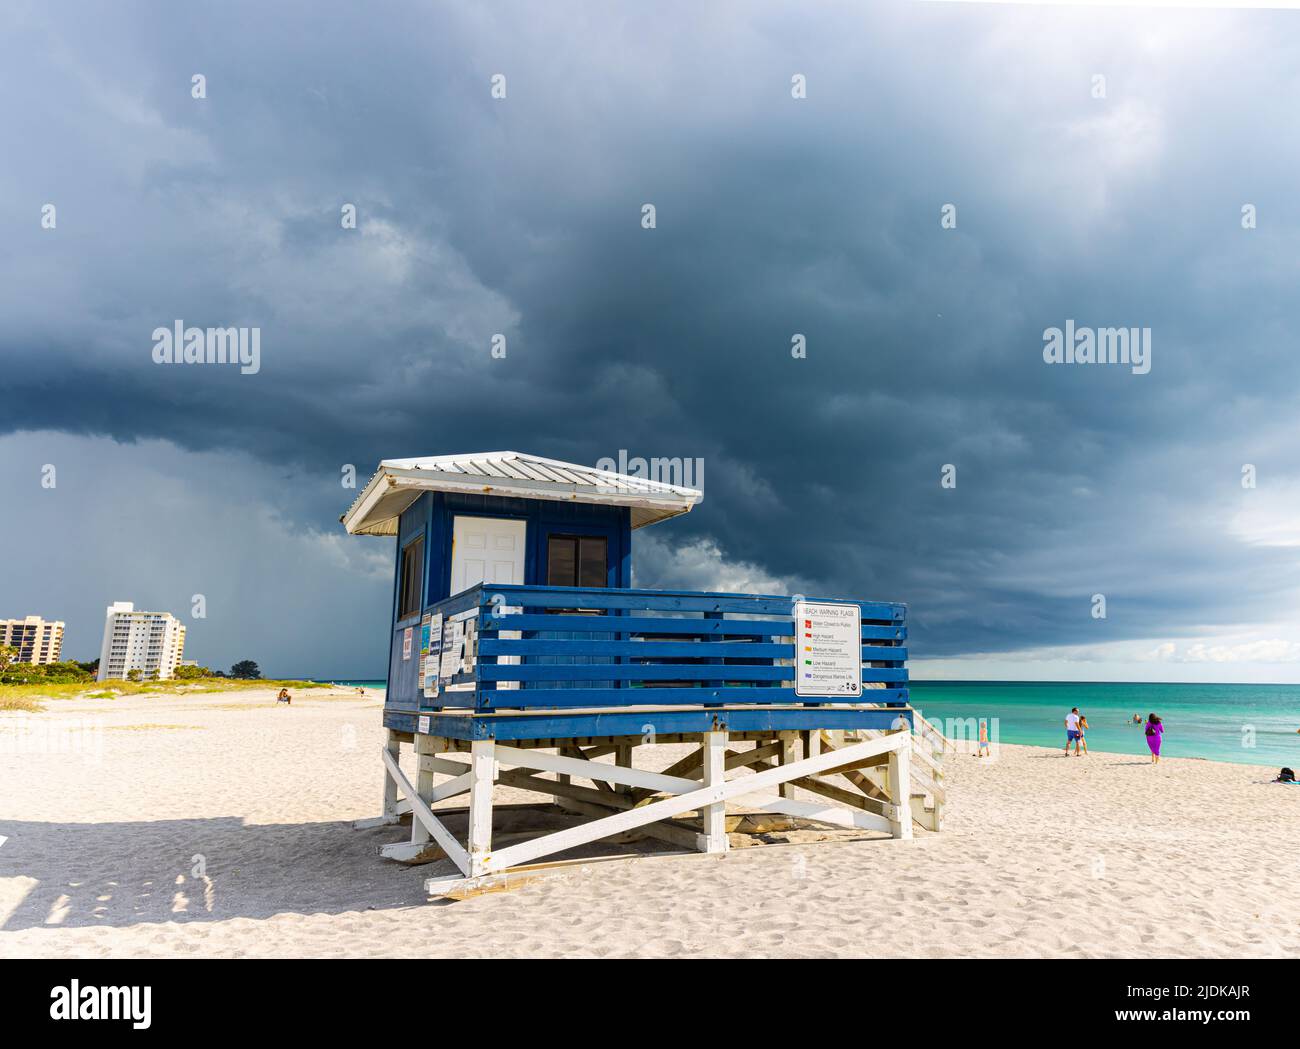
842 711 951 831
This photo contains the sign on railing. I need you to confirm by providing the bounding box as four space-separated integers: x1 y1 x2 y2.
793 600 862 698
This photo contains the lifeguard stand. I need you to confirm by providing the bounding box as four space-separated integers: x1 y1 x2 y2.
343 451 942 897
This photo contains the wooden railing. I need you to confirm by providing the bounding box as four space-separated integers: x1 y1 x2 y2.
845 710 950 831
416 583 909 712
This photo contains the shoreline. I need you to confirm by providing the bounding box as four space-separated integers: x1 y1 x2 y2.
943 733 1294 769
953 737 1267 768
954 740 1287 778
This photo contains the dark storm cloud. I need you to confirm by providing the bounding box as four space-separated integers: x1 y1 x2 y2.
4 0 1300 669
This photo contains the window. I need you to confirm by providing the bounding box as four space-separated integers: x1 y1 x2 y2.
547 535 608 588
398 534 424 619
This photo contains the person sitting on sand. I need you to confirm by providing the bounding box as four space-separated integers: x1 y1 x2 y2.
277 687 291 705
1144 713 1163 763
1065 707 1081 756
1274 767 1296 783
1076 713 1089 756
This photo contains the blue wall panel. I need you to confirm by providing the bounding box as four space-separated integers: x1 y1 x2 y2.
385 492 633 714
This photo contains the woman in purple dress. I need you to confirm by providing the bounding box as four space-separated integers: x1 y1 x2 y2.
1144 713 1163 764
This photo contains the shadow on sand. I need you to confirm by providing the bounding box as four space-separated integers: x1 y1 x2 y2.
0 806 675 931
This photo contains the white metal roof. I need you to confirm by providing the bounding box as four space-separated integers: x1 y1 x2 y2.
340 451 703 536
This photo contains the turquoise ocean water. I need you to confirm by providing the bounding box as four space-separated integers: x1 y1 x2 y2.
310 678 1300 768
909 681 1300 767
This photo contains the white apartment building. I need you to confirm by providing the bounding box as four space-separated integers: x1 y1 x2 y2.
0 616 65 664
97 602 188 681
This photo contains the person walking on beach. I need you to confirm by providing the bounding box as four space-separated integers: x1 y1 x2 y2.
1144 713 1163 764
1065 707 1081 755
1076 712 1090 756
977 718 990 758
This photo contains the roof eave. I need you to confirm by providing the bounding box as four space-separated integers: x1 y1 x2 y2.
341 466 700 536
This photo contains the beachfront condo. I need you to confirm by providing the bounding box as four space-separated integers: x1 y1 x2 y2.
96 602 187 681
0 616 65 664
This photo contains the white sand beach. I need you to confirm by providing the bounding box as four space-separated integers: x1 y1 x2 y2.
2 687 1298 958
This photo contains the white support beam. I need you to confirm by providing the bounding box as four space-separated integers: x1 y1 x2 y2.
427 772 473 804
700 731 727 855
778 732 798 800
887 736 913 841
553 797 702 852
494 744 699 796
483 731 907 874
380 744 471 875
734 791 894 834
424 755 472 777
412 744 436 846
467 740 495 877
354 796 411 829
381 729 402 820
615 743 634 797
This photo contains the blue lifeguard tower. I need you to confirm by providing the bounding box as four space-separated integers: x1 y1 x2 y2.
343 451 942 894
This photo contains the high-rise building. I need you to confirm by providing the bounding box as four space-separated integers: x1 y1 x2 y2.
97 602 187 681
0 616 65 664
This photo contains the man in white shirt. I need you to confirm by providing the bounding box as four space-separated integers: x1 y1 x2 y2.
1064 707 1081 755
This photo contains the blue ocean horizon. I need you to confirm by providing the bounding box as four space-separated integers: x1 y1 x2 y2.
910 680 1300 767
312 678 1300 768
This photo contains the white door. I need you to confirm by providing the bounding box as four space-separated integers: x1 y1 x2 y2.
451 516 526 691
450 516 526 594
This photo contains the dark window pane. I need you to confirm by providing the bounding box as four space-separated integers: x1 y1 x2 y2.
398 535 424 619
578 537 608 588
548 534 607 588
548 536 577 587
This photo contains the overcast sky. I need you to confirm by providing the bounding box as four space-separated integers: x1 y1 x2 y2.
4 0 1300 681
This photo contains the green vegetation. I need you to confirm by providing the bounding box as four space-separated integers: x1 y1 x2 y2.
229 660 261 680
0 656 97 686
0 676 333 709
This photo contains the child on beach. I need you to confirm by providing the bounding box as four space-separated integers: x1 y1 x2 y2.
977 718 990 758
1145 713 1163 763
1075 713 1089 755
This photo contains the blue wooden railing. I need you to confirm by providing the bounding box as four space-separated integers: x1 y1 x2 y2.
417 584 908 713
